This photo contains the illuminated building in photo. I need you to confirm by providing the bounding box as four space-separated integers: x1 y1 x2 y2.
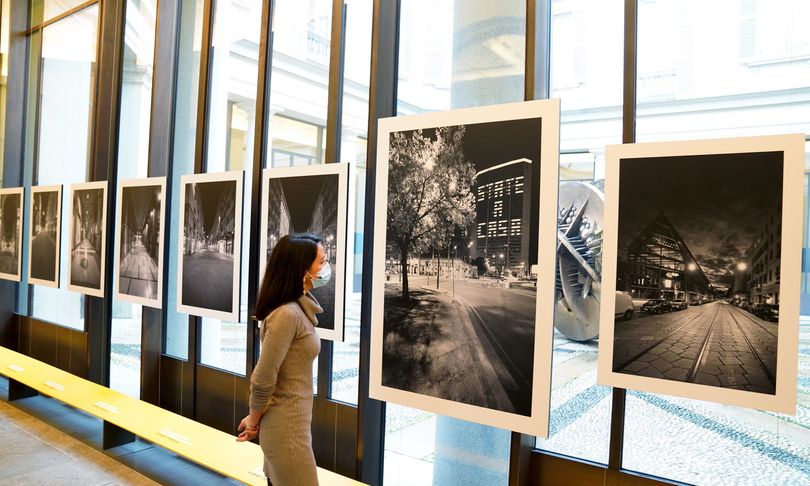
618 213 712 301
749 198 782 304
470 158 533 277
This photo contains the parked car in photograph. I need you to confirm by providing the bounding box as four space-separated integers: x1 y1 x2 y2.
756 304 779 322
615 291 634 320
641 298 670 314
670 299 688 310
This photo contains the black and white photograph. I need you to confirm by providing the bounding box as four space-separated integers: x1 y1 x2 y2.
177 171 243 322
259 164 349 341
598 135 804 413
370 100 560 436
28 185 62 287
0 187 24 281
68 181 107 296
114 177 166 307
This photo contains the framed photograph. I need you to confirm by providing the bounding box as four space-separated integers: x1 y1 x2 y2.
259 163 350 342
177 171 244 322
370 100 561 437
114 177 167 307
67 181 108 296
597 134 804 414
28 185 62 287
0 187 24 282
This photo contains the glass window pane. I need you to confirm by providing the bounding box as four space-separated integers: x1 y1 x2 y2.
30 0 92 27
109 0 157 398
265 0 332 166
198 0 262 375
385 1 525 484
0 0 10 183
165 0 205 360
534 0 623 464
31 5 99 329
623 1 810 483
329 0 373 405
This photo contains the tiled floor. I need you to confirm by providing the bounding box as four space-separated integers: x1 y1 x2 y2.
0 377 241 486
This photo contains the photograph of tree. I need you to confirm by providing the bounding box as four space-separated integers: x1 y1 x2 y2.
115 178 166 307
598 135 804 414
28 185 62 287
177 171 243 322
259 163 349 341
0 188 23 281
371 100 561 436
68 181 107 296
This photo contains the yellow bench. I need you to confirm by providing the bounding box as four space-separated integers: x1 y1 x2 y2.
0 346 363 486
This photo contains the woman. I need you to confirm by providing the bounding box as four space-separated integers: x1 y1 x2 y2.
237 233 327 486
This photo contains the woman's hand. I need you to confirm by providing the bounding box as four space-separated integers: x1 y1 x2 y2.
236 414 260 442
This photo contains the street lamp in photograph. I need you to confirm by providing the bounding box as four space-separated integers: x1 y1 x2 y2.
685 261 697 303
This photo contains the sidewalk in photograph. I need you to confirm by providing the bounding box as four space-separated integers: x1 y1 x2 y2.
383 279 514 412
612 301 777 393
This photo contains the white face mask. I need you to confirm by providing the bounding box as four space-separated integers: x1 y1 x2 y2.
306 263 331 289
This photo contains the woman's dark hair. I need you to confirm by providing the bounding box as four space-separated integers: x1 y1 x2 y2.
255 233 323 321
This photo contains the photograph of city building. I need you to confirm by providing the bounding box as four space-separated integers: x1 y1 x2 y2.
28 186 62 287
260 164 348 341
599 137 802 408
371 100 561 437
115 178 165 306
68 182 107 296
0 188 23 281
178 172 243 321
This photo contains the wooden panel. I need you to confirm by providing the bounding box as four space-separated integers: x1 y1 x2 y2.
16 316 89 378
195 364 239 434
313 398 337 469
335 402 359 478
530 451 673 486
0 312 18 349
159 354 185 415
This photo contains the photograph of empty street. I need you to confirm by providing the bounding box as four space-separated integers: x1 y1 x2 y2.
612 151 784 395
29 188 60 285
181 178 238 316
69 186 106 292
0 190 22 280
265 173 340 331
382 117 542 416
118 182 163 302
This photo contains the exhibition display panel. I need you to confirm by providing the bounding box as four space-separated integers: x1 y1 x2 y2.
259 163 352 341
369 100 561 437
597 134 804 413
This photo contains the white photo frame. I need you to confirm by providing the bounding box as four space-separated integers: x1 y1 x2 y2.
597 134 804 414
114 177 167 308
67 181 108 297
0 187 24 282
370 100 561 437
258 163 351 342
177 171 244 322
28 185 63 288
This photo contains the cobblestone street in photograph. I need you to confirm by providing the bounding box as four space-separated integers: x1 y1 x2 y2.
613 301 777 393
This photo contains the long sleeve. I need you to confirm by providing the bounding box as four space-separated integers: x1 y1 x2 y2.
249 305 299 412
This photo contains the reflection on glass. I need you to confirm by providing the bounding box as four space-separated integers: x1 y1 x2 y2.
197 0 261 375
0 0 10 181
109 0 157 399
165 0 205 360
270 115 324 167
266 0 332 166
30 0 90 27
31 6 99 329
384 1 525 484
623 2 810 483
535 0 621 465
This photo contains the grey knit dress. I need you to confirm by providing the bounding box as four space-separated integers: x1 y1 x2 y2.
250 294 322 486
